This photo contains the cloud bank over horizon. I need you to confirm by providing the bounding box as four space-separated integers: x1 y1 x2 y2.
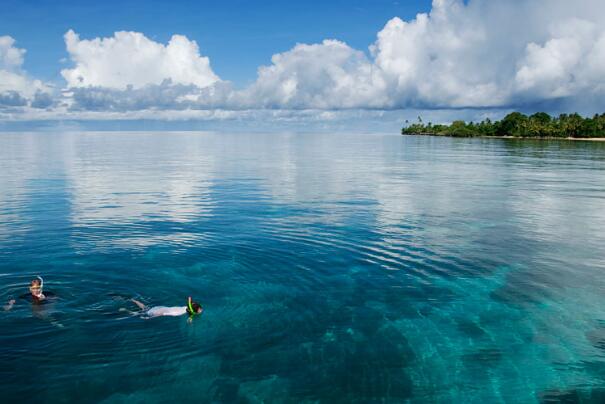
1 0 605 125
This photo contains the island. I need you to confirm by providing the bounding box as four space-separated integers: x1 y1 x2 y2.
402 112 605 139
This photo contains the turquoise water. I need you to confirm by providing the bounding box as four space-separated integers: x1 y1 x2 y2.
1 132 605 403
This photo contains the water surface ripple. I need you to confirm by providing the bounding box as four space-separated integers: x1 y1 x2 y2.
1 132 605 403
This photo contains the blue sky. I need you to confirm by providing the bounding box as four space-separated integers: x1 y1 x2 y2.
2 0 431 87
0 0 604 128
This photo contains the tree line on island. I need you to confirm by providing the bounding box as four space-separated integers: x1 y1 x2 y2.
402 112 605 138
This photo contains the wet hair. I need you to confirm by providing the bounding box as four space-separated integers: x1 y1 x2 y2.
30 279 41 287
187 302 202 315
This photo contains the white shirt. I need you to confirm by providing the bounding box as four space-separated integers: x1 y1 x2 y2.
145 306 187 317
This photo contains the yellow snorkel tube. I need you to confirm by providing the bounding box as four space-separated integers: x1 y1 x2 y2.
187 296 199 316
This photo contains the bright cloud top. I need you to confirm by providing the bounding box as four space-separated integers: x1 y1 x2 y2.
2 0 605 119
61 30 220 89
0 36 25 69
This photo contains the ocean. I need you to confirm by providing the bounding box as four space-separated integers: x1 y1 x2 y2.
1 131 605 403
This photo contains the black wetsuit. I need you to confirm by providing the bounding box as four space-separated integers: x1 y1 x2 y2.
18 291 57 304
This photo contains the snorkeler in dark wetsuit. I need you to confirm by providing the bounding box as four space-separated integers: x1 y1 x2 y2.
4 276 57 311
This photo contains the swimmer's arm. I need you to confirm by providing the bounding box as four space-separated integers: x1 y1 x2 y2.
3 299 16 311
130 299 147 311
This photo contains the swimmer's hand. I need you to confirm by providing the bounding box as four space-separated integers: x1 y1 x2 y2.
3 299 16 311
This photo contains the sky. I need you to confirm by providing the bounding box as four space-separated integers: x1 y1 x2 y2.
1 0 605 130
2 0 433 86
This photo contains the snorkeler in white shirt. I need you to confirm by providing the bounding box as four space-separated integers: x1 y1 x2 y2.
127 296 203 320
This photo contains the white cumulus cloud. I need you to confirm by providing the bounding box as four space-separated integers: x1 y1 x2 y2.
0 36 51 106
515 17 605 99
240 0 605 110
61 30 220 89
0 36 25 68
238 39 388 109
4 0 605 122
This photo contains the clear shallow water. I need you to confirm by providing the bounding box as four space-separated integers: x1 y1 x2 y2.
1 132 605 403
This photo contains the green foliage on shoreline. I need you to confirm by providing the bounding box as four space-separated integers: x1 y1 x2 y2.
401 112 605 138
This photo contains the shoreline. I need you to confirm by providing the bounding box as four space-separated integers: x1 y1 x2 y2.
403 134 605 142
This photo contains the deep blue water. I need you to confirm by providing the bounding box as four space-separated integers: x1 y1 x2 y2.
1 132 605 403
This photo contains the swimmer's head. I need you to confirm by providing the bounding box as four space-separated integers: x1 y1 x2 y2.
191 302 202 314
29 278 43 298
186 297 203 315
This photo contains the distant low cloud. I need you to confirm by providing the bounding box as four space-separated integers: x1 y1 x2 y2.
2 0 605 123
